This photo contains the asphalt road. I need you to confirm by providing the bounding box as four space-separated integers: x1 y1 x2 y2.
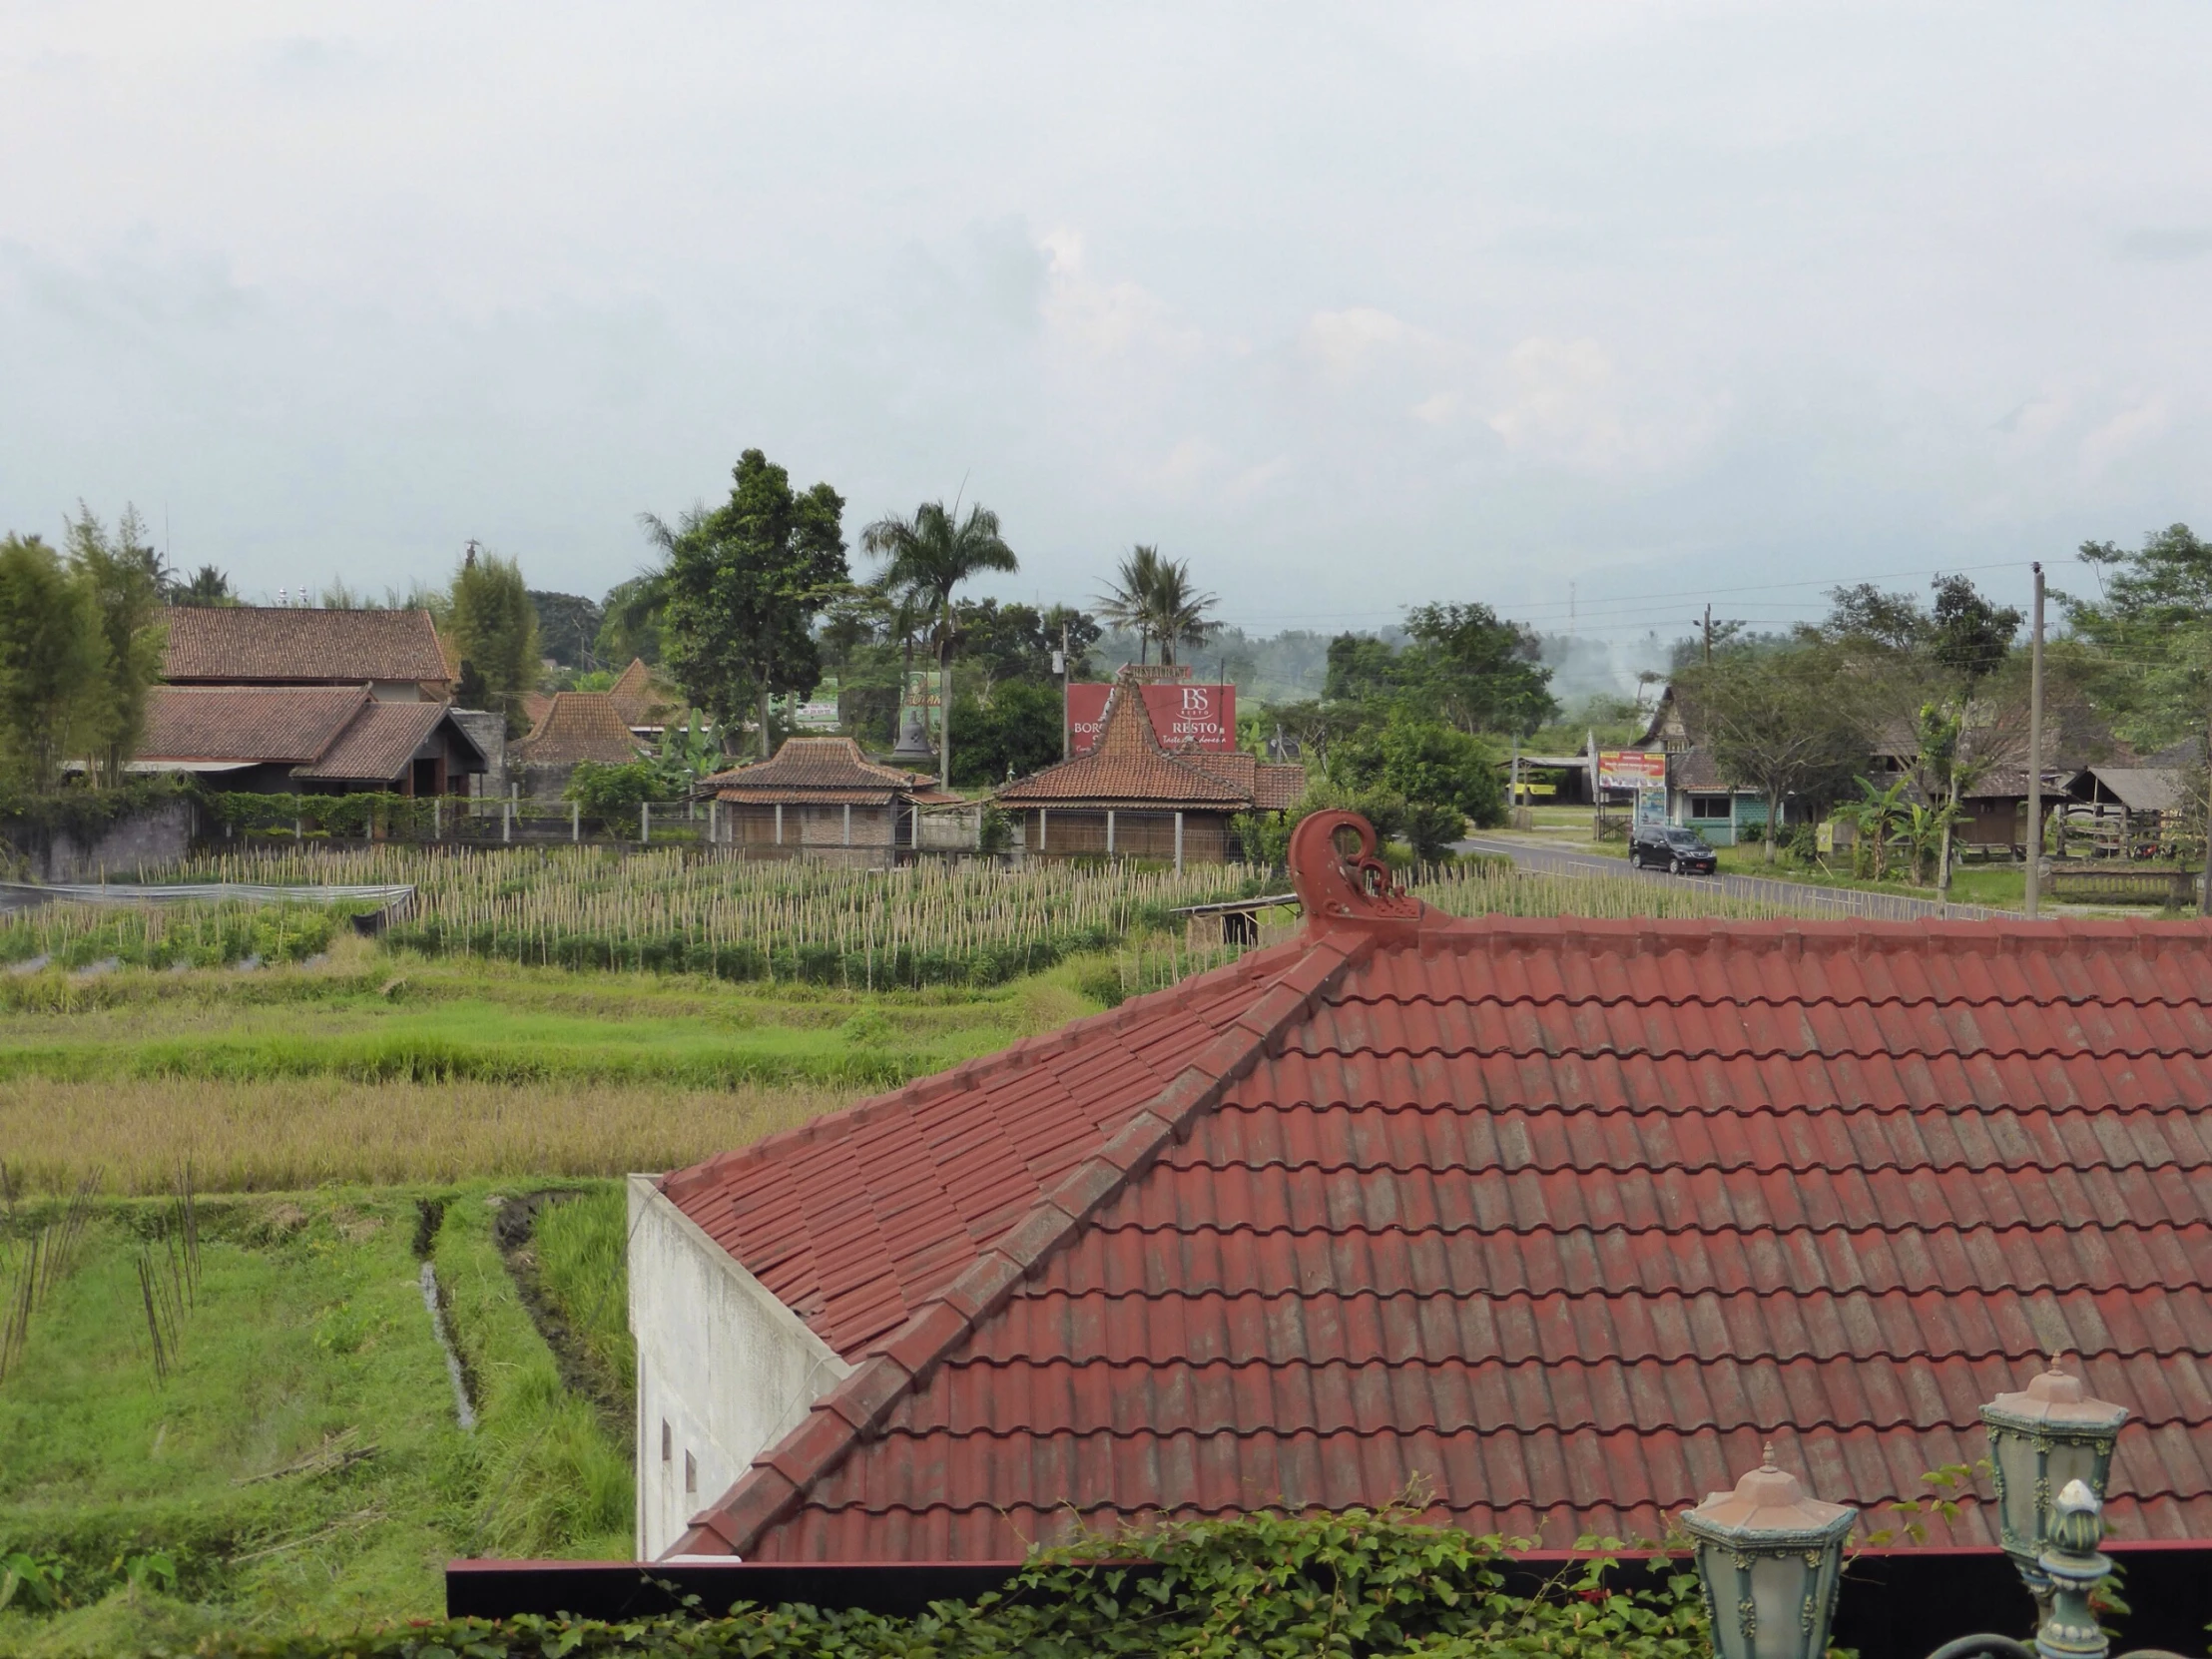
1454 832 2014 921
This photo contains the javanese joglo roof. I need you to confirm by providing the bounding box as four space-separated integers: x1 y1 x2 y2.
512 693 650 765
659 810 2212 1562
705 737 926 807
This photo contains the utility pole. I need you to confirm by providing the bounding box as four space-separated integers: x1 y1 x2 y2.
1057 621 1071 759
2026 563 2045 918
1701 604 1713 667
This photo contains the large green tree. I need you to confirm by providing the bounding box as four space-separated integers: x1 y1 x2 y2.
448 547 541 738
0 534 104 791
1399 603 1557 738
2058 524 2212 750
1675 642 1870 862
860 498 1017 788
655 450 848 760
65 505 168 787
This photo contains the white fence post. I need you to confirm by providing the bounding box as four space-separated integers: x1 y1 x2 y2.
572 801 580 843
502 801 512 843
641 802 650 843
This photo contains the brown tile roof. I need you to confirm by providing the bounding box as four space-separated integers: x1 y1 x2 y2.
1254 762 1307 810
997 677 1249 809
296 701 456 781
140 685 370 764
520 692 554 730
163 606 450 687
512 693 650 765
707 736 920 805
608 658 680 729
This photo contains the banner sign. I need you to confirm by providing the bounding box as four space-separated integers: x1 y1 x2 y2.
1067 683 1237 753
1596 749 1667 792
1635 789 1668 827
795 677 840 733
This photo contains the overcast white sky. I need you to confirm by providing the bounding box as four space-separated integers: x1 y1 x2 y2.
4 2 2208 644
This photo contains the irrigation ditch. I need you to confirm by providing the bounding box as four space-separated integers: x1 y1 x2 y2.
491 1189 632 1441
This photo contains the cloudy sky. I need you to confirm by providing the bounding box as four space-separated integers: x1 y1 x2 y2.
4 2 2207 647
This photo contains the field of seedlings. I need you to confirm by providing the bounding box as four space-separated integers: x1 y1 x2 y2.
168 845 1260 985
0 901 340 975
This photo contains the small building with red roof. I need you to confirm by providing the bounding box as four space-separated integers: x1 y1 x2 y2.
995 671 1304 865
701 736 962 860
627 810 2212 1562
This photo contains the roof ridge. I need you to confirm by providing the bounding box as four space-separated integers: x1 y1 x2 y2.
673 929 1369 1558
659 939 1314 1199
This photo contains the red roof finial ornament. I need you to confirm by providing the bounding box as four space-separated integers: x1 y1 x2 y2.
1289 810 1423 932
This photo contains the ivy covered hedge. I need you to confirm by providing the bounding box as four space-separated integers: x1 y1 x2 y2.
186 1508 1708 1659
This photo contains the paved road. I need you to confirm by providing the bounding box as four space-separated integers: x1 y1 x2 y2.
1454 832 2017 922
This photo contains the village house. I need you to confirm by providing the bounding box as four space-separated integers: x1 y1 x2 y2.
134 685 488 795
162 605 452 701
627 809 2212 1561
510 693 651 799
995 672 1304 867
700 736 957 860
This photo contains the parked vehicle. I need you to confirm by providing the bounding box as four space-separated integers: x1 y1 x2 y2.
1630 825 1719 875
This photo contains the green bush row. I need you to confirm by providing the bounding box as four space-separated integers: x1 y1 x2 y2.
381 921 1124 989
181 1507 1707 1659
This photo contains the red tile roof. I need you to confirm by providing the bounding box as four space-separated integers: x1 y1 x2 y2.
512 693 649 765
163 606 450 687
707 737 923 806
997 674 1250 809
663 811 2212 1562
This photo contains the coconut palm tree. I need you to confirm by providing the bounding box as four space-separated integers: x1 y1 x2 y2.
860 500 1019 789
1095 545 1165 664
1142 556 1219 667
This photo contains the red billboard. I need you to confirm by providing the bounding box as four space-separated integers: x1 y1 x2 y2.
1067 683 1237 753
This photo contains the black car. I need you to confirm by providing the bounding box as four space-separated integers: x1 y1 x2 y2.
1629 825 1718 874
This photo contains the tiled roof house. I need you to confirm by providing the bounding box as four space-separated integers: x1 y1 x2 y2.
628 809 2212 1561
162 606 452 699
701 737 946 852
137 685 487 795
995 672 1304 863
511 693 651 799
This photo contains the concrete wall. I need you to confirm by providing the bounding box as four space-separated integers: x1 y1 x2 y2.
449 710 508 798
2 799 195 881
914 803 980 851
627 1174 850 1559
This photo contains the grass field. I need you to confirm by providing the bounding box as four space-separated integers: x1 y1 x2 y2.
0 1179 631 1656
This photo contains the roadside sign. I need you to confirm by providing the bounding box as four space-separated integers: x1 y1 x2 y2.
1635 789 1667 826
1066 683 1237 753
1596 750 1666 792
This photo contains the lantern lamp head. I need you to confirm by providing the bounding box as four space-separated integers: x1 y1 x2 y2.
1978 1360 2127 1565
1682 1447 1857 1659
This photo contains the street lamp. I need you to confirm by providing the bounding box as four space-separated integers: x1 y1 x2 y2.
1980 1359 2129 1594
1682 1445 1856 1659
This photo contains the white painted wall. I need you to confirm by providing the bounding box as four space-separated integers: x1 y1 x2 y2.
627 1173 851 1559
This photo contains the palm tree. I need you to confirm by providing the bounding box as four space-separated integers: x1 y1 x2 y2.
860 500 1019 788
1095 545 1165 664
1142 556 1219 667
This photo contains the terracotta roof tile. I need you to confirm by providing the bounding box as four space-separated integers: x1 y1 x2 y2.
296 700 456 781
706 737 922 804
669 812 2212 1560
162 606 449 686
609 658 680 728
512 693 649 765
139 685 370 764
997 675 1249 808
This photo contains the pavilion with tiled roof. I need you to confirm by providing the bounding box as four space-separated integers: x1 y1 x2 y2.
625 808 2212 1563
995 671 1302 864
700 736 950 853
512 692 650 797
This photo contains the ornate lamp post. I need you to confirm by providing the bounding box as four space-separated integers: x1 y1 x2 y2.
1980 1360 2129 1609
1683 1367 2182 1659
1682 1445 1857 1659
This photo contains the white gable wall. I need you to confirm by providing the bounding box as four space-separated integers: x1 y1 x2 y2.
626 1173 851 1559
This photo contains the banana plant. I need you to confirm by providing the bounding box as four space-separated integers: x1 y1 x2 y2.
1851 775 1914 882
